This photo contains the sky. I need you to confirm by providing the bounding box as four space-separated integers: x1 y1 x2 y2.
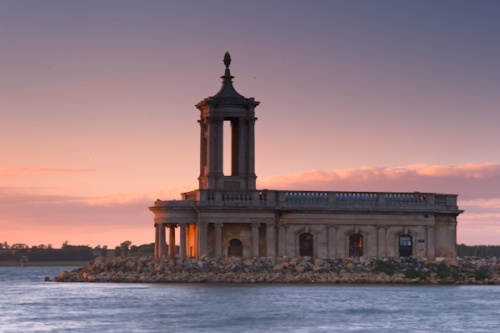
1 1 500 248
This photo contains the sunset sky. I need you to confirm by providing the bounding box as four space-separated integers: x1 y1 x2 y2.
1 1 500 248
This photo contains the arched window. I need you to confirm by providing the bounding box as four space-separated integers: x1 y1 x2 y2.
299 233 314 257
349 234 363 257
228 239 242 256
399 235 412 257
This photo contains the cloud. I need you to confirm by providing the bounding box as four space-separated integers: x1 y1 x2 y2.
0 167 95 177
86 186 193 207
258 163 500 200
2 163 499 246
0 189 153 247
257 163 500 245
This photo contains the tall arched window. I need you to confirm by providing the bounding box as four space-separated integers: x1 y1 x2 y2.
299 233 314 257
228 238 242 256
399 235 412 257
349 234 363 257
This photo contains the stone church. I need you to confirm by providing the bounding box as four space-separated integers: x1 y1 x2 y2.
150 53 463 260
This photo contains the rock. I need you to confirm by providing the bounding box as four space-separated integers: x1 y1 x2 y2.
52 256 500 285
272 263 285 271
243 259 253 267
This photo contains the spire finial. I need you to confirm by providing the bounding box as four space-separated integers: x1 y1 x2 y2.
223 52 231 69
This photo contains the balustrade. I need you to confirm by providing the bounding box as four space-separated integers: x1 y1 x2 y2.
153 189 458 211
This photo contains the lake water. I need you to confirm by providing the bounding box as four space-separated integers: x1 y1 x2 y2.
1 266 500 332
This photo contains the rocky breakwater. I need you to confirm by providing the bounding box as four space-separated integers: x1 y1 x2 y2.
53 256 500 284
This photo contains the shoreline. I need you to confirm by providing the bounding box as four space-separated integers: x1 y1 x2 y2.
0 260 90 267
53 256 500 285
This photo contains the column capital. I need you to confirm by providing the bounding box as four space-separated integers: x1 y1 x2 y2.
252 223 260 228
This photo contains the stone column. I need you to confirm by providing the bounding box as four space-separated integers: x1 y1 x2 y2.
252 223 260 257
159 224 166 258
206 117 219 188
216 118 223 176
247 116 256 189
214 223 223 258
186 224 191 257
179 224 187 259
450 220 457 256
327 226 337 258
238 118 247 176
154 224 160 259
318 225 328 258
278 224 286 257
168 224 176 257
427 225 435 258
377 226 386 258
199 119 207 187
266 223 276 257
198 223 208 258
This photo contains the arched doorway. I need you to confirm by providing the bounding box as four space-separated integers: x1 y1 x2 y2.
349 234 363 257
399 235 412 257
228 239 242 256
299 233 314 257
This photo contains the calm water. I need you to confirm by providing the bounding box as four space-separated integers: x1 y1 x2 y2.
1 267 500 332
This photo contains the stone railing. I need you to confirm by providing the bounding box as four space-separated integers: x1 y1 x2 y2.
149 189 460 212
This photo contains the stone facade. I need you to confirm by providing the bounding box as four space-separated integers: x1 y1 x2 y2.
149 53 463 260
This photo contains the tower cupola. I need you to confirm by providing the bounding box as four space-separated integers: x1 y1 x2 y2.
196 53 260 191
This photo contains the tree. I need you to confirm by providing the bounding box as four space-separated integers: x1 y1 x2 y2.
120 241 132 257
114 246 121 257
11 243 28 249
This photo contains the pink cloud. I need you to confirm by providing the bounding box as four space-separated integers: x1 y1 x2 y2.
86 186 193 207
1 163 499 247
258 163 500 200
257 163 500 245
0 167 95 177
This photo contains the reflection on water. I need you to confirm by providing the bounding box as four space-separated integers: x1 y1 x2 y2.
0 267 499 332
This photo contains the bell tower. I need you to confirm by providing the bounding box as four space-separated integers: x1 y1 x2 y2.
196 53 260 191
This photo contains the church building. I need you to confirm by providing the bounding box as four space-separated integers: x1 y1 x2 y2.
149 53 463 260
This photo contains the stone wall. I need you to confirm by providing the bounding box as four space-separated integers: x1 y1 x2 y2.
53 256 500 284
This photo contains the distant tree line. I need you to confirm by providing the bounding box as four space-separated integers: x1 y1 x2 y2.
113 242 155 257
0 242 94 262
0 241 155 262
5 241 496 261
457 244 500 258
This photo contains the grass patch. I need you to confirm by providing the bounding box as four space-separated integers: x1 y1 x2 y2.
404 268 429 280
436 262 451 279
474 268 490 281
375 260 395 276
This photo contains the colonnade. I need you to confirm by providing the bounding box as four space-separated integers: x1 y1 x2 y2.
154 223 190 259
154 223 439 259
154 222 276 259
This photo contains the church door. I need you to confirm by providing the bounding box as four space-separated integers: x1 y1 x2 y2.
349 234 363 257
399 235 412 257
299 233 314 257
228 239 243 256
